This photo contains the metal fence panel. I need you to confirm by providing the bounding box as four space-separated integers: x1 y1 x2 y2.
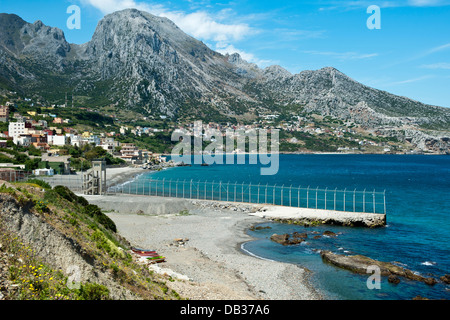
108 178 386 214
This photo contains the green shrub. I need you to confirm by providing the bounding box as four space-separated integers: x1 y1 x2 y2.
84 205 117 232
26 179 52 190
53 186 78 203
52 185 89 207
76 283 110 300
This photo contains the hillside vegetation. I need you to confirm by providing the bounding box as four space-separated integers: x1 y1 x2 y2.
0 180 181 300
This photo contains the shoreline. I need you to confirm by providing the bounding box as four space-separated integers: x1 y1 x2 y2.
84 193 324 300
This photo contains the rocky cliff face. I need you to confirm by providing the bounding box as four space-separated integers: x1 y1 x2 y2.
0 182 180 300
0 10 449 132
0 192 136 299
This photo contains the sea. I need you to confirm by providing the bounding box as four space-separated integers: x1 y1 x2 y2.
135 154 450 300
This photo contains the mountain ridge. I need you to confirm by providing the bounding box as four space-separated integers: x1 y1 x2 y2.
0 10 449 134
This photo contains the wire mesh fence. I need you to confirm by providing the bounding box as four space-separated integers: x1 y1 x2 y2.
5 171 386 214
27 174 84 193
108 178 386 214
0 170 30 182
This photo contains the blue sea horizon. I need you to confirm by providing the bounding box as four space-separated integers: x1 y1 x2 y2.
136 154 450 300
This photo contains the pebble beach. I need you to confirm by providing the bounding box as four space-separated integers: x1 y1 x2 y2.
84 192 323 300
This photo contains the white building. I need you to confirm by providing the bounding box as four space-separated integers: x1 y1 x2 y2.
65 134 83 147
15 135 32 147
8 121 26 144
33 168 54 176
47 134 67 146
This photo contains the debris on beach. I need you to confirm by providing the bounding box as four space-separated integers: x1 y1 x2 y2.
169 238 189 247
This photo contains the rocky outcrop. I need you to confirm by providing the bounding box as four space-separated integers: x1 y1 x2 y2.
440 274 450 284
269 212 386 228
0 193 137 299
320 251 439 285
270 233 306 246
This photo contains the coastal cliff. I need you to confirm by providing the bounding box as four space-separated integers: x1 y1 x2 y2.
0 180 180 300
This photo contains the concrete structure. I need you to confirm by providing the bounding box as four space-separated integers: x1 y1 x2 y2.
33 168 54 176
83 160 107 195
47 134 67 146
15 135 32 147
120 143 142 163
8 121 25 144
0 105 9 122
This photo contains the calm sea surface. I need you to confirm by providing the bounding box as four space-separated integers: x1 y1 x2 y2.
137 154 450 300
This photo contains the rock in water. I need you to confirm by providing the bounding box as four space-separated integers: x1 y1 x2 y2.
270 234 304 246
440 274 450 284
320 251 437 285
388 275 400 284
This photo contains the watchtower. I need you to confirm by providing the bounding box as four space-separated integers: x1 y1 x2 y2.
83 160 107 195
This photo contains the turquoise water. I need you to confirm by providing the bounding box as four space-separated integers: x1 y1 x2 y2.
136 154 450 300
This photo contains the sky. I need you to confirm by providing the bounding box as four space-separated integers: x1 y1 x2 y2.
1 0 449 108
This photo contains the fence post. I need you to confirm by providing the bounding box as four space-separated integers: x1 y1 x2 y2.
219 181 222 201
373 189 376 213
281 185 284 206
234 182 237 202
289 185 292 207
227 182 230 202
273 184 276 205
249 182 252 203
353 189 356 212
197 181 200 199
307 186 310 208
315 187 318 209
343 188 346 212
204 181 207 200
256 183 260 204
265 184 268 204
298 186 301 208
212 181 215 200
190 179 193 199
325 187 328 210
334 188 337 210
363 189 366 213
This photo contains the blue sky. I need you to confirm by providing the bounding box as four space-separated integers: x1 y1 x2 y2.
1 0 449 108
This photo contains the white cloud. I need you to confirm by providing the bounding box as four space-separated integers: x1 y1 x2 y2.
426 43 450 55
303 50 379 60
80 0 273 67
317 0 450 10
215 43 274 67
420 62 450 69
408 0 445 6
80 0 252 43
388 75 434 85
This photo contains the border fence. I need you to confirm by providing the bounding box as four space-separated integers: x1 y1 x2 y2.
108 178 386 214
0 170 30 182
3 172 386 214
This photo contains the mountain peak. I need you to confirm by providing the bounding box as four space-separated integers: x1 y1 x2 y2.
0 11 448 137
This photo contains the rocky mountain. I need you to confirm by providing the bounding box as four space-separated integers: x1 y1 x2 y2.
0 10 449 141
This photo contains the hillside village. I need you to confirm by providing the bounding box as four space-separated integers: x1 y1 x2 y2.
0 90 443 178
